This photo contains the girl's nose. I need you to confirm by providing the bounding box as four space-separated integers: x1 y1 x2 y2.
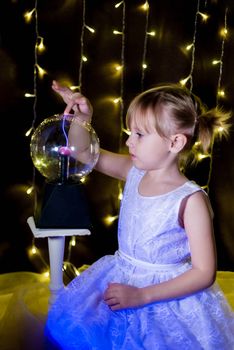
126 135 131 147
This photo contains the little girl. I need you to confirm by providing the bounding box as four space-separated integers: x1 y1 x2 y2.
45 81 234 349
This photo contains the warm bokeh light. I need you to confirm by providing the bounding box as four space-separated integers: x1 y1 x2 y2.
24 9 35 23
212 60 221 65
141 1 149 11
147 31 156 36
85 25 95 33
113 30 123 35
35 64 47 78
179 76 191 86
220 28 228 37
36 37 45 53
26 186 34 195
115 1 123 8
186 44 193 51
197 12 209 22
103 215 118 226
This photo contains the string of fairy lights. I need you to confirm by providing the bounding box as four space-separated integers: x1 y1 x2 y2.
24 0 50 277
141 1 150 92
215 7 228 105
179 1 229 192
65 0 90 274
115 0 126 214
23 0 230 277
179 0 201 92
206 6 229 193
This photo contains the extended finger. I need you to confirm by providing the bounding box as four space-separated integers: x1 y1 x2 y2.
64 100 77 115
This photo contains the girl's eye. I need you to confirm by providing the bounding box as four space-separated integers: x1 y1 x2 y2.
136 132 143 137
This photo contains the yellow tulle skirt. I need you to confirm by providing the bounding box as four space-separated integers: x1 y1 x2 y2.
0 271 233 350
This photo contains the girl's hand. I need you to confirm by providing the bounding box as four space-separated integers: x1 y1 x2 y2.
52 80 93 123
103 283 144 310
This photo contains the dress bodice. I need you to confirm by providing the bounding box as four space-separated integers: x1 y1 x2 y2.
118 166 202 265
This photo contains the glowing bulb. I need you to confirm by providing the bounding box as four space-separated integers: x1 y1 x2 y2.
197 12 209 22
43 271 50 278
118 191 123 201
179 76 190 86
37 37 45 52
142 63 147 69
217 126 224 133
141 1 149 11
123 128 131 135
220 28 228 37
212 60 221 65
80 177 86 183
115 65 123 71
31 246 37 255
113 97 121 104
186 44 193 51
24 9 35 23
82 55 88 62
197 153 210 161
113 30 123 35
85 25 95 33
70 85 80 91
25 127 33 137
26 186 34 195
115 1 123 8
147 31 156 36
25 93 35 98
217 89 225 97
70 237 76 247
103 215 118 226
35 64 47 78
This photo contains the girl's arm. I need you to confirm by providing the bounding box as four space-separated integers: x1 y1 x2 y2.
52 80 132 181
95 150 132 181
143 191 216 301
104 191 217 310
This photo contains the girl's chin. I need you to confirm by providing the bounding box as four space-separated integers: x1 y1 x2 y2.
132 160 144 170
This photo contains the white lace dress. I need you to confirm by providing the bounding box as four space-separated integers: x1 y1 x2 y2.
45 166 234 349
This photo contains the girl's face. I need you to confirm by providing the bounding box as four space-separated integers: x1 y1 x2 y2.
126 115 172 171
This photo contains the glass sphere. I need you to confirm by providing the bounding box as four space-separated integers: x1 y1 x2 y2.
30 114 100 182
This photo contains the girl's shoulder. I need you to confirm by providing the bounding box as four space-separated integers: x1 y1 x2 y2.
186 180 203 190
169 180 207 210
178 183 213 226
184 185 214 217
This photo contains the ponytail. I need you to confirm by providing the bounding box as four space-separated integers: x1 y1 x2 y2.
196 107 231 152
185 106 231 168
181 105 232 169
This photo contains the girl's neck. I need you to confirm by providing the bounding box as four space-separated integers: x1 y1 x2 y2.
139 166 188 197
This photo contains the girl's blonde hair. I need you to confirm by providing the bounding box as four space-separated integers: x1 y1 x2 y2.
126 83 231 168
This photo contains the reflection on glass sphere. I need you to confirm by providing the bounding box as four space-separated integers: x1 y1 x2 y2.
30 114 100 182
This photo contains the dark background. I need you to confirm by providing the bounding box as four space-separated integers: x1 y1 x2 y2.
1 0 234 278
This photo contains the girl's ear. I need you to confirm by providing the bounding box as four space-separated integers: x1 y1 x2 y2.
169 134 187 153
